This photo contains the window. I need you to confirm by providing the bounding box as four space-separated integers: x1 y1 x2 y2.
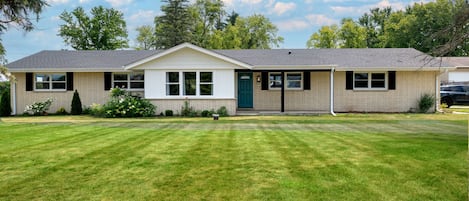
165 71 214 96
184 72 196 95
166 72 179 96
354 72 387 89
200 72 213 96
113 72 144 90
286 73 302 89
35 73 66 90
269 72 303 90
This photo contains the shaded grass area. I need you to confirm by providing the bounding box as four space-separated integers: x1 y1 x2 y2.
0 115 467 200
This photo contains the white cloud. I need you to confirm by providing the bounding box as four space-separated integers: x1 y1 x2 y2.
241 0 263 4
47 0 69 5
276 19 309 32
305 14 338 26
330 0 410 16
128 10 157 26
304 0 314 3
105 0 133 7
272 2 297 15
79 0 90 3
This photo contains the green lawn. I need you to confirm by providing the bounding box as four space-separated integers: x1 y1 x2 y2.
0 114 467 201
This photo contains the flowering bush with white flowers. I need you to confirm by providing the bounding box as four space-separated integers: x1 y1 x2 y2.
24 98 53 115
95 88 156 118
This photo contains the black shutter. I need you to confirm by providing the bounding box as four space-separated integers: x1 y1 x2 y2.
303 71 311 90
388 71 396 90
26 72 33 91
66 72 74 91
261 72 268 90
104 72 112 91
346 71 353 90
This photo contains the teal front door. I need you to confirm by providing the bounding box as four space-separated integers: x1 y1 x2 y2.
238 72 253 108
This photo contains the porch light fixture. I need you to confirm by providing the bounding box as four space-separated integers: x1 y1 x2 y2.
256 75 261 82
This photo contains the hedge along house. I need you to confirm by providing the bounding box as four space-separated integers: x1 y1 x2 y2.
7 43 452 116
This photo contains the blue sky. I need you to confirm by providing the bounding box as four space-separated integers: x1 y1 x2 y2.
3 0 426 63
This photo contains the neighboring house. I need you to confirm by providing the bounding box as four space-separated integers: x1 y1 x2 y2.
441 57 469 84
7 43 453 115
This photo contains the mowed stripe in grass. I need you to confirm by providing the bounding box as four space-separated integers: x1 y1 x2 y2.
0 117 467 201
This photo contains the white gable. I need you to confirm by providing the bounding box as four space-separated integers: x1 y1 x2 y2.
126 43 252 70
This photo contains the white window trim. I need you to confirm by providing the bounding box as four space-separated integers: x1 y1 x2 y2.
166 72 180 96
112 72 144 91
165 71 214 97
34 73 67 91
353 72 388 90
268 72 303 90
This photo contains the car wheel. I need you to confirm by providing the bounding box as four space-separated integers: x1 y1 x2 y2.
441 97 453 108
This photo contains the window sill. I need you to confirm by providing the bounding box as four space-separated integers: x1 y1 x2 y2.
353 88 388 92
33 90 67 93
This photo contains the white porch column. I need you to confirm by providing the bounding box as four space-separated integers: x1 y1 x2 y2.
330 68 336 116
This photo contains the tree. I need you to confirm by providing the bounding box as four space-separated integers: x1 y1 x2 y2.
58 6 129 50
0 90 11 116
71 90 83 115
191 0 225 47
0 0 48 61
155 0 193 49
306 25 339 48
359 7 392 48
135 25 156 50
237 15 283 49
339 18 367 48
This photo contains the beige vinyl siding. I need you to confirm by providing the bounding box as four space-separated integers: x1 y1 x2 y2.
12 72 109 114
150 99 236 116
334 71 437 112
252 72 330 111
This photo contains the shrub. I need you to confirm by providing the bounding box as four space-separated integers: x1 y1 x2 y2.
24 98 53 115
0 90 11 116
165 110 173 116
88 103 104 117
71 90 83 115
201 110 212 117
216 106 229 117
418 93 435 113
98 90 156 118
181 100 197 117
55 107 68 115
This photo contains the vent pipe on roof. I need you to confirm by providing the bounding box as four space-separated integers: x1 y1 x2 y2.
288 51 292 55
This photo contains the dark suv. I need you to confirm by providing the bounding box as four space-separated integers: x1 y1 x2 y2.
440 85 469 107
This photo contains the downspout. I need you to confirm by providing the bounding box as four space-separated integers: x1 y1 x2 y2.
436 69 448 113
330 68 336 116
11 81 16 115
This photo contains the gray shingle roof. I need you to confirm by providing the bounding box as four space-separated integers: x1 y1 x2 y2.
7 50 161 70
7 47 450 71
442 57 469 67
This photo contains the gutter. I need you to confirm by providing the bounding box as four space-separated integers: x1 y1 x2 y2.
436 69 448 113
11 81 16 115
330 68 336 116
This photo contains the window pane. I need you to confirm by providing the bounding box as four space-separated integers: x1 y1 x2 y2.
114 82 128 89
167 72 179 83
36 74 49 82
200 84 213 95
270 73 282 88
355 73 368 80
114 74 127 81
287 73 301 81
355 81 368 88
371 81 385 88
200 72 213 82
371 73 385 80
52 83 66 89
167 84 179 95
36 83 49 89
287 81 301 88
184 72 196 95
130 73 144 81
130 82 144 89
51 74 66 81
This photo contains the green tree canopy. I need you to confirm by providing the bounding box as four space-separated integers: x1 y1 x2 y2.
154 0 193 49
306 25 339 48
135 25 157 50
58 6 129 50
